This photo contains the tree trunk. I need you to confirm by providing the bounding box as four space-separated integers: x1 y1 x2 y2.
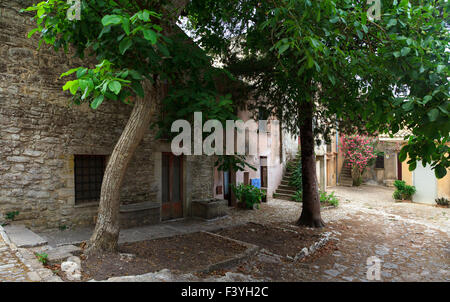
296 100 325 228
86 82 159 253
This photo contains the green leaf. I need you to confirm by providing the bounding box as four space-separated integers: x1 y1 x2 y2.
402 101 414 111
91 95 104 110
108 81 122 95
278 44 289 55
435 165 447 179
60 68 81 79
102 15 122 26
398 149 407 162
131 82 144 97
427 108 439 121
387 19 397 28
122 18 131 35
436 65 445 73
393 51 401 58
408 161 417 171
330 17 339 24
69 80 79 95
119 38 133 55
129 70 143 80
157 44 170 57
401 47 411 56
27 28 40 38
142 29 157 44
423 95 432 104
357 29 363 40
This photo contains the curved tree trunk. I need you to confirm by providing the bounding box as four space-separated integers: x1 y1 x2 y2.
296 100 325 228
86 82 159 253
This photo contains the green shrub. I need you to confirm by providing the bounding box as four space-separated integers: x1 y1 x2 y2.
232 184 265 210
288 161 302 190
393 181 416 200
435 197 450 206
403 185 416 200
393 191 402 200
394 180 406 191
319 190 339 207
5 211 19 221
293 190 303 202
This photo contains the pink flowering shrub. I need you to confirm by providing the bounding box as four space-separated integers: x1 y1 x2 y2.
340 135 377 185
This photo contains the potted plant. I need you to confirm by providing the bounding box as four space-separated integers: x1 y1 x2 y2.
231 184 266 210
435 197 450 208
392 180 416 202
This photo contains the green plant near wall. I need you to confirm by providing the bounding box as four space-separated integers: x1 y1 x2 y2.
35 253 48 265
393 180 416 201
319 191 339 207
288 160 302 191
435 197 449 207
231 184 265 210
5 211 19 221
293 190 303 203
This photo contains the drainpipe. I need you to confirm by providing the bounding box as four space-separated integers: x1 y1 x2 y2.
336 127 339 185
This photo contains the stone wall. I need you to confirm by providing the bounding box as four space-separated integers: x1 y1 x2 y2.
0 0 214 230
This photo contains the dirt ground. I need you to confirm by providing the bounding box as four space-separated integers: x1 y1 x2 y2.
199 185 450 281
215 222 324 258
51 185 449 282
75 232 247 281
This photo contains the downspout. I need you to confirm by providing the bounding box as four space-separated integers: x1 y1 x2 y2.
336 126 339 185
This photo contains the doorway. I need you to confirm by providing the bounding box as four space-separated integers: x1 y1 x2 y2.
161 153 183 220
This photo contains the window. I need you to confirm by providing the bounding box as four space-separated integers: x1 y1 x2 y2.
74 155 106 204
375 155 384 169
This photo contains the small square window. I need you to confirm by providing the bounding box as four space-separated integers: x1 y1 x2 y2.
74 155 106 204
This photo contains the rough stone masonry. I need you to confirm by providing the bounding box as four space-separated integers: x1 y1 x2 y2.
0 0 215 230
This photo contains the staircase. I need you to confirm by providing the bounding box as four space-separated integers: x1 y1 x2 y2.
339 161 353 186
273 154 301 201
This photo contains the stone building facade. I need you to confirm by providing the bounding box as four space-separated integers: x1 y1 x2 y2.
0 0 215 230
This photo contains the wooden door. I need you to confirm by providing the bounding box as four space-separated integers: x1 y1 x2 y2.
161 153 183 220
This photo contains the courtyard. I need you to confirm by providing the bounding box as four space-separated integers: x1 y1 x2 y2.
1 185 448 282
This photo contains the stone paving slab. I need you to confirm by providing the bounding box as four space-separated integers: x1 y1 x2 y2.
38 219 225 247
46 245 82 263
3 225 47 248
0 226 31 282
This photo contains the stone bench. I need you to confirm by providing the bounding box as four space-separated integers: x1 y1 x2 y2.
119 202 161 229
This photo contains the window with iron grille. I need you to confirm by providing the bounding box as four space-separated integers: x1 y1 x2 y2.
375 155 384 169
74 155 106 204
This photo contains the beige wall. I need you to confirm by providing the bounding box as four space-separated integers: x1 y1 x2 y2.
215 107 299 198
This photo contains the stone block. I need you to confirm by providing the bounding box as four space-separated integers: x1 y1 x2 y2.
192 199 228 220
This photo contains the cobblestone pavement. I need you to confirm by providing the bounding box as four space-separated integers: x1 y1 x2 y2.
200 185 450 282
26 185 450 282
0 233 31 282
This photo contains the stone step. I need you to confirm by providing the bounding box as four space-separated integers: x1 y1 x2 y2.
339 179 353 186
46 244 82 264
278 185 297 191
273 193 295 201
276 189 297 195
3 225 47 248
